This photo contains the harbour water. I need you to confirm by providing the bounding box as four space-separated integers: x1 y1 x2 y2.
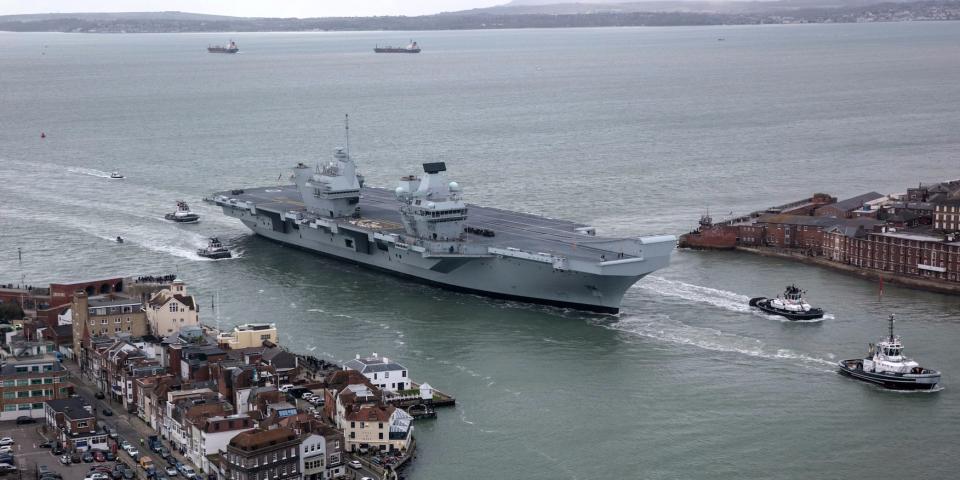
2 23 960 479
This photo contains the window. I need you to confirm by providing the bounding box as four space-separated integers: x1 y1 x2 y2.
77 421 88 428
2 405 15 412
169 304 178 312
1 380 12 387
15 366 27 373
115 318 121 323
43 378 53 384
2 392 13 399
101 319 107 324
16 391 28 398
17 404 31 410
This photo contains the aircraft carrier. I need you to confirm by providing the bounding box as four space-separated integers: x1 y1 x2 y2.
212 144 675 313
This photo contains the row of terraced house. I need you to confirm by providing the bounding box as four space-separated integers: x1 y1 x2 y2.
1 275 422 479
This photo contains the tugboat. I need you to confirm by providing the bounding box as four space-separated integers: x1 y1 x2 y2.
749 285 824 320
208 40 239 54
109 171 124 179
164 200 200 223
197 237 232 259
838 315 941 391
374 40 421 54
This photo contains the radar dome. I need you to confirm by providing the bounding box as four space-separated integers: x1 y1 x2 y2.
448 181 461 191
395 186 406 196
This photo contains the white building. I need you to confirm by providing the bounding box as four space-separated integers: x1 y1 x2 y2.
146 279 199 336
300 427 345 480
343 353 409 392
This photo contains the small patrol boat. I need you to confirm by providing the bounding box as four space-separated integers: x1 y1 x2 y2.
197 237 232 259
115 236 124 243
838 314 940 391
749 285 824 320
109 171 124 179
164 200 200 223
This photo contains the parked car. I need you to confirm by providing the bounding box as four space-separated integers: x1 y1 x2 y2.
94 451 106 462
278 384 294 392
0 455 13 465
0 463 17 472
177 464 196 479
348 460 363 469
52 444 65 455
60 455 71 465
38 440 55 448
0 438 14 447
165 466 178 476
15 416 36 425
127 448 139 459
105 452 116 461
84 473 109 480
101 408 113 416
71 452 82 463
82 452 94 463
95 392 105 399
0 447 13 454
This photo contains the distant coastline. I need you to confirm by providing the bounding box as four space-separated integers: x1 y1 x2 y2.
2 1 959 33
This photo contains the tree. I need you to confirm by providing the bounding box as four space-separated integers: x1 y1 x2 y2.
0 302 24 322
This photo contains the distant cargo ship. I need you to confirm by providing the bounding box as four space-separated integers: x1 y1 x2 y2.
375 41 420 54
208 40 239 54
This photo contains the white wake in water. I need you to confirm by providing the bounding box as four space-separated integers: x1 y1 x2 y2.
607 314 836 370
67 166 114 178
637 276 752 313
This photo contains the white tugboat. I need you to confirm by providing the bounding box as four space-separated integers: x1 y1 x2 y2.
109 171 124 179
749 285 824 320
197 237 232 259
839 314 941 391
164 200 200 223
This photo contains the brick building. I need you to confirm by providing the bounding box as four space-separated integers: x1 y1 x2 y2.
223 427 304 480
934 199 960 232
71 291 148 369
0 354 68 420
815 192 884 218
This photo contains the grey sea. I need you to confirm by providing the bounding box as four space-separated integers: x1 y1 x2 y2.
2 22 960 479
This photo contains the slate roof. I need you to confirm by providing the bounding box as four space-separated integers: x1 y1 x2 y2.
228 427 300 451
46 398 94 418
757 214 843 228
826 192 885 213
343 356 406 374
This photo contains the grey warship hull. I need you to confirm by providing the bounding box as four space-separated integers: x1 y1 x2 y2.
213 185 674 313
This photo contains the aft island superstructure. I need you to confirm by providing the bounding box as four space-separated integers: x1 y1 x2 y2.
212 145 674 313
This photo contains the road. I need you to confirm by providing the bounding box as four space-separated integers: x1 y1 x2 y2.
65 362 201 479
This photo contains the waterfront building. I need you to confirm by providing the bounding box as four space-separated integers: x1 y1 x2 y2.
826 229 960 283
44 397 107 451
223 427 303 480
934 199 960 232
341 403 413 453
344 353 409 392
0 353 68 420
146 278 199 336
217 323 279 349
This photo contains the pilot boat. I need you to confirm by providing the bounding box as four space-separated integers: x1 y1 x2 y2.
197 237 232 259
838 314 940 391
164 200 200 223
749 285 824 320
110 171 124 179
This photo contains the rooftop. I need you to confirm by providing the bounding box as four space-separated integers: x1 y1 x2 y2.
87 295 142 308
827 192 885 213
228 427 300 452
757 214 843 228
344 353 406 374
46 398 94 418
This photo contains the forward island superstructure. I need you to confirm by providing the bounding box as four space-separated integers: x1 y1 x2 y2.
212 140 674 313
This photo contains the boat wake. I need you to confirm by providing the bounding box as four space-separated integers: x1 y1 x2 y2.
637 276 751 313
605 314 835 370
67 166 114 178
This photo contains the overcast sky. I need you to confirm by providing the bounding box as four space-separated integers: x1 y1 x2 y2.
0 1 509 17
